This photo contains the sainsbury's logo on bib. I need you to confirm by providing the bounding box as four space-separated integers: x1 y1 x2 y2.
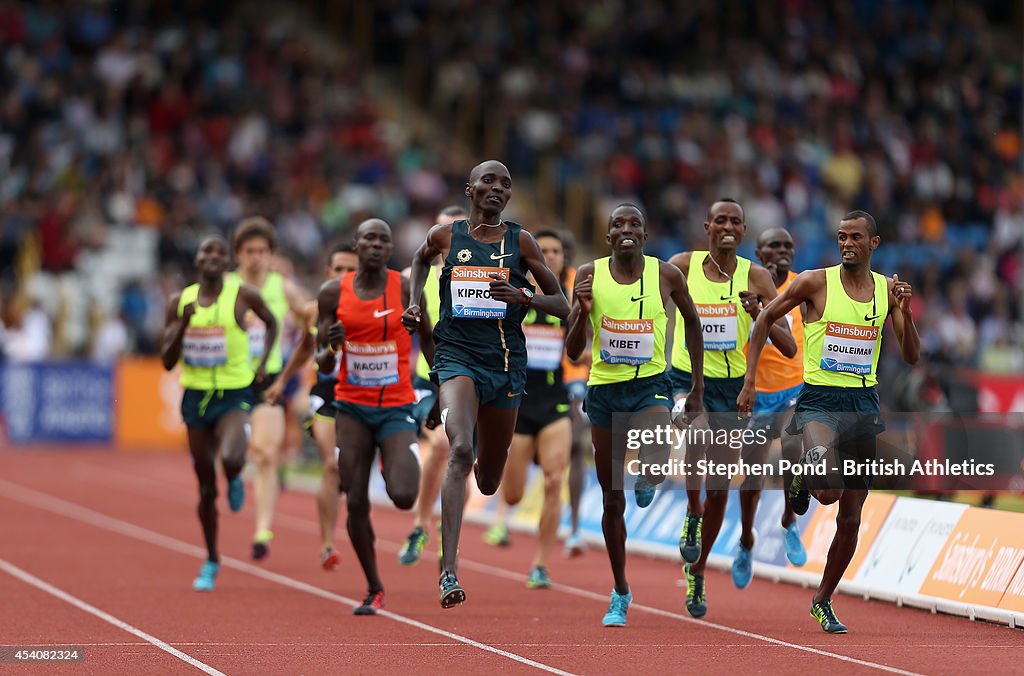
451 266 509 319
820 321 879 375
599 316 654 365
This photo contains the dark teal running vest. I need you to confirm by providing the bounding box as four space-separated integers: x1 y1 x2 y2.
434 219 532 372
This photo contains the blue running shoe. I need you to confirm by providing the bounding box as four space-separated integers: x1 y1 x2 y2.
227 476 245 513
679 513 702 564
439 572 465 608
810 599 848 634
784 522 808 567
684 565 706 618
398 527 428 565
192 560 219 591
526 566 552 589
731 545 753 589
601 589 632 627
634 477 655 508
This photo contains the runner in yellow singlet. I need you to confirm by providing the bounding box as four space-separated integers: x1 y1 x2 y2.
739 210 920 634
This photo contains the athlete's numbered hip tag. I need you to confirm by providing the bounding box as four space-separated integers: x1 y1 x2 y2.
820 322 878 375
696 303 738 351
345 341 400 386
524 324 564 371
451 266 508 319
183 326 228 367
599 316 654 365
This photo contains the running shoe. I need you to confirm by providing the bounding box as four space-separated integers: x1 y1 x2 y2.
731 545 753 589
483 524 510 547
564 532 585 558
354 590 384 616
439 572 465 608
321 546 340 571
227 476 245 513
601 588 632 627
810 599 848 634
526 566 552 589
784 522 808 567
251 529 273 560
678 512 702 564
192 560 219 592
789 473 810 516
398 526 428 566
684 565 706 618
634 476 656 508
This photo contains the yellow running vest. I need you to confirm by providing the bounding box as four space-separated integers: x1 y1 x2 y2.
588 256 666 386
228 271 288 373
804 265 888 388
178 277 253 390
673 252 752 379
415 265 442 380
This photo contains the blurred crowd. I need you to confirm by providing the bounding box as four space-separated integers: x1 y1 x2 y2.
0 0 1021 378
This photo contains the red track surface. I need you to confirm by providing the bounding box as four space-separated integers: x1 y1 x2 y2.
1 447 1020 675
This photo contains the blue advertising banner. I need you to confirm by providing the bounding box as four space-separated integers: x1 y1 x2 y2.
1 363 114 443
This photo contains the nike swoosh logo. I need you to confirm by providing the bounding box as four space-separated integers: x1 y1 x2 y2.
490 253 513 261
631 295 646 302
720 295 733 301
864 314 880 321
373 309 395 318
654 394 670 401
506 392 521 398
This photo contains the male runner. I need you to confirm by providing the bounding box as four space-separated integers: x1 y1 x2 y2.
229 217 312 560
161 235 277 591
730 227 808 590
566 204 704 626
667 199 795 619
739 210 920 633
402 160 569 608
318 219 433 614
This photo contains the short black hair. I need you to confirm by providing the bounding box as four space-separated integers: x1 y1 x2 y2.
608 203 646 230
439 205 468 218
841 210 877 237
707 198 743 221
329 242 356 257
532 229 563 243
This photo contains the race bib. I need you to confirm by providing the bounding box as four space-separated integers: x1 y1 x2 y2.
696 303 738 351
820 321 879 375
599 316 654 365
183 326 228 367
246 324 266 358
345 341 399 387
451 266 508 319
524 324 564 371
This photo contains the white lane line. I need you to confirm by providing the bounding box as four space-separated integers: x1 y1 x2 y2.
0 480 575 676
71 465 928 675
0 558 224 675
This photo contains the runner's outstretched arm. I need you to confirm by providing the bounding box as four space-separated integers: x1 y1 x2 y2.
565 263 595 362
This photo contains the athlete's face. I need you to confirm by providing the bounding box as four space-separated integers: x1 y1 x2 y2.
756 230 795 274
536 235 565 277
705 202 745 251
235 236 272 275
465 162 512 216
606 207 646 253
837 218 878 268
195 237 230 276
327 252 358 280
355 221 393 269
